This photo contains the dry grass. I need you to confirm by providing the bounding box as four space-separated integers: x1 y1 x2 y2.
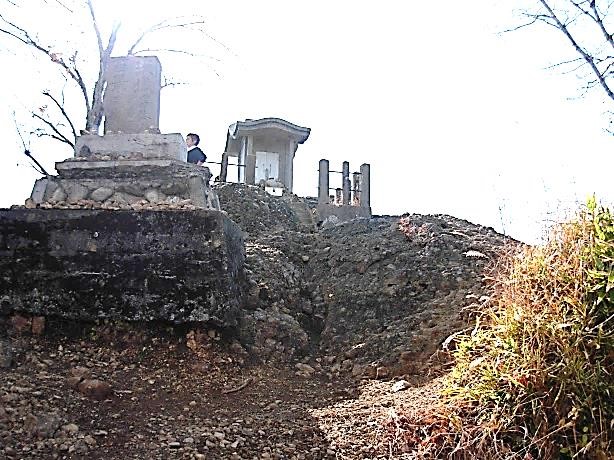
388 199 613 459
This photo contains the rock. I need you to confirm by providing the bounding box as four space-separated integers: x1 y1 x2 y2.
31 316 45 335
144 189 166 204
391 380 411 392
64 183 89 202
24 412 62 439
66 376 83 389
70 366 92 380
50 187 67 203
10 314 31 333
341 359 353 372
301 255 310 263
168 441 181 449
62 423 79 434
0 339 13 369
110 191 142 205
90 187 114 201
376 366 389 379
351 364 364 378
362 365 378 379
84 435 97 446
77 379 112 400
295 363 315 377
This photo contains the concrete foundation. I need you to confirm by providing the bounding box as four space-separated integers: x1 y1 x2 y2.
0 209 244 325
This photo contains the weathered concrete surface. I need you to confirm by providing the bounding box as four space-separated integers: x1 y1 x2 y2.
74 134 186 161
0 209 244 325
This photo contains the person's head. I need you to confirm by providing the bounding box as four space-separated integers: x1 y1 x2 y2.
186 133 200 147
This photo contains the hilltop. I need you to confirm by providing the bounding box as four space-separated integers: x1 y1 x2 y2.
0 184 517 459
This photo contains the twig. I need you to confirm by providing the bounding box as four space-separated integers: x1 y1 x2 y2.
221 378 252 394
23 149 49 176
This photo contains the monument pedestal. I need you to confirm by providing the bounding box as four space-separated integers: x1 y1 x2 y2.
31 134 219 210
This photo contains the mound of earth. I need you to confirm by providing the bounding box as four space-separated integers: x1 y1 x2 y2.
1 184 520 458
216 184 517 380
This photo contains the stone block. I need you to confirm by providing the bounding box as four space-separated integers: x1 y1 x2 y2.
49 187 67 203
104 56 161 134
74 134 187 161
188 175 207 208
144 189 165 204
64 183 89 202
42 180 59 201
90 187 114 201
30 178 48 203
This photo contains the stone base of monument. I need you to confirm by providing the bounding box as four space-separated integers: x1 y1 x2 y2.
0 209 245 326
30 159 219 210
75 133 186 161
29 134 220 211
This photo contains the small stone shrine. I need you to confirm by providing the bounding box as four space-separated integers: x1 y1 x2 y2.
221 117 310 195
30 56 219 211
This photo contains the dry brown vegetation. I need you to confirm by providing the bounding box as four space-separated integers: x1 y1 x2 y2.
386 199 614 459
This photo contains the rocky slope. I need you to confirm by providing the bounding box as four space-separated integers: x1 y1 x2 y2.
0 184 519 459
215 184 517 379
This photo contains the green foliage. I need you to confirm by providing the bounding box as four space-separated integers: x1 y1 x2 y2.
443 198 613 459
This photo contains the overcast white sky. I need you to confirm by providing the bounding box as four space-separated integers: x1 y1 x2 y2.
0 0 612 244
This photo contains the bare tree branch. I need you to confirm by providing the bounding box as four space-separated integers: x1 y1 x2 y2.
84 0 119 133
0 12 91 119
31 112 74 148
12 110 49 175
589 1 614 50
126 18 171 56
1 2 228 152
12 110 29 152
23 148 49 176
543 56 584 69
42 91 77 142
537 0 614 102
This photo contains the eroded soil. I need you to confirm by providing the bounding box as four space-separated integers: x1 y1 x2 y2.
0 324 441 460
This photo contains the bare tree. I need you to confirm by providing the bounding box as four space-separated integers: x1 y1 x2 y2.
513 1 614 105
0 0 226 152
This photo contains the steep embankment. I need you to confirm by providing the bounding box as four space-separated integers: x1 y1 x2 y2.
215 183 517 381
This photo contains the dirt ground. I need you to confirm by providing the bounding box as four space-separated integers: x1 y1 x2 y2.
0 323 443 460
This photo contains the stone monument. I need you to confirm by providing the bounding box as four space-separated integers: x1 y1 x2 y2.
30 56 219 211
0 56 243 326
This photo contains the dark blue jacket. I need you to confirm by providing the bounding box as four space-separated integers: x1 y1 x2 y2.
187 147 206 164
